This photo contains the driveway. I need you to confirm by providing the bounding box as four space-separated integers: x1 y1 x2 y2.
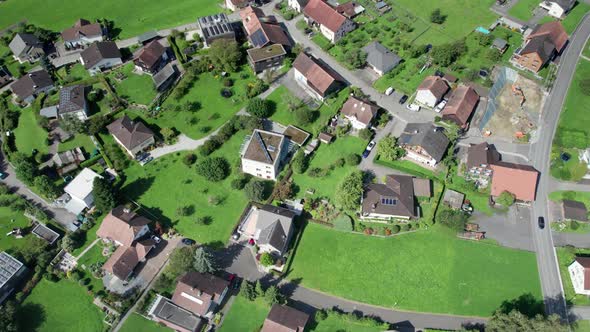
473 206 534 251
552 232 590 247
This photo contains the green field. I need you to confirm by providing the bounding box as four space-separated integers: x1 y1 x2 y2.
508 0 538 21
58 134 96 154
14 108 49 157
0 0 220 39
109 63 157 106
289 223 542 316
556 247 590 306
20 279 105 332
0 207 34 252
219 297 269 332
120 131 250 245
119 313 170 332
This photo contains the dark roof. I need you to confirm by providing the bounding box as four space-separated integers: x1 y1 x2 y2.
467 142 500 170
283 125 310 146
262 304 310 332
563 200 588 221
103 239 154 280
362 41 401 74
551 0 576 9
293 53 344 97
240 6 291 48
10 69 54 100
441 85 479 127
173 271 229 316
304 0 348 33
80 41 121 69
32 223 60 244
335 1 362 18
198 14 235 42
137 30 160 44
59 84 86 114
151 296 204 332
0 252 24 290
135 40 167 69
242 204 296 254
399 123 450 162
61 19 103 41
340 96 378 125
0 66 11 87
362 175 416 218
247 44 287 62
243 129 285 165
492 38 508 50
520 34 557 63
525 21 568 53
9 33 42 57
152 63 177 89
107 115 155 151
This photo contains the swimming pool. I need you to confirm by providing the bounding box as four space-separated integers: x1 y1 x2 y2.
476 26 491 34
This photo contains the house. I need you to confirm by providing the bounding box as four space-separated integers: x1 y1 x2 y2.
9 33 44 63
63 168 102 215
261 304 310 332
107 115 156 157
375 1 391 14
152 63 178 92
335 1 366 19
31 223 60 244
0 66 12 88
133 40 170 74
148 295 205 332
441 85 479 128
563 200 588 222
283 125 310 146
442 189 465 210
59 84 88 121
415 76 450 108
10 69 54 104
319 132 334 144
172 272 230 318
237 204 296 255
97 206 155 280
398 123 450 166
512 21 568 72
241 129 288 180
362 41 401 76
0 252 26 304
492 38 508 53
490 162 539 202
340 96 378 130
361 175 417 220
61 19 104 48
304 0 356 43
226 0 252 11
240 6 292 49
197 14 236 47
293 53 345 100
466 142 500 188
52 147 86 168
539 0 576 19
247 44 287 73
569 256 590 296
80 41 123 75
288 0 309 12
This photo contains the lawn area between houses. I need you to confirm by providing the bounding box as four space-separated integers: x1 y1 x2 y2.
19 279 105 332
556 247 590 307
507 0 539 21
0 0 220 39
120 131 250 246
58 134 97 154
288 223 541 316
119 313 170 332
109 63 157 106
14 107 49 157
0 207 35 253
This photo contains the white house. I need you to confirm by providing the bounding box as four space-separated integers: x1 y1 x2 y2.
288 0 308 12
237 204 296 256
339 96 378 130
569 257 590 296
303 0 356 43
415 75 450 108
80 41 122 75
61 19 104 48
241 129 287 181
539 0 576 19
63 168 102 215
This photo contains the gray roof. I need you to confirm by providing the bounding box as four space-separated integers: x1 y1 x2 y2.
251 204 296 253
0 252 24 290
399 123 450 162
40 105 59 118
550 0 576 10
152 296 204 331
107 115 155 151
80 41 121 69
152 63 177 89
492 38 507 50
362 41 401 74
10 69 54 100
9 33 41 57
137 30 160 44
362 175 416 218
59 85 86 114
442 189 465 209
198 13 235 42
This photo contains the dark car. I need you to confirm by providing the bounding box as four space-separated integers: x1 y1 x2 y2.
182 238 196 245
0 171 8 179
538 217 545 229
399 95 408 104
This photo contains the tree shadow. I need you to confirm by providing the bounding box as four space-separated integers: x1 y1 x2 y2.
121 176 155 202
216 243 244 270
18 303 46 331
497 293 545 318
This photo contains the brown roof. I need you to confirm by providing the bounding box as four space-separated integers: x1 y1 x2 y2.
443 73 458 83
107 115 155 152
412 178 432 197
490 162 539 201
283 125 310 146
527 21 568 53
61 19 103 42
467 142 500 170
10 69 54 100
563 200 588 221
335 1 358 18
362 175 415 218
318 132 333 143
247 44 286 62
172 272 229 316
102 239 155 280
240 6 292 47
262 304 309 332
134 40 166 69
340 96 378 125
417 76 450 100
243 129 285 165
575 257 590 290
441 85 479 127
304 0 348 33
80 41 121 69
96 206 152 247
293 53 343 97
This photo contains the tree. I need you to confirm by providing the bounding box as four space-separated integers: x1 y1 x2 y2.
61 233 79 252
292 152 309 174
497 191 516 207
93 177 116 212
436 207 468 231
431 41 465 67
294 107 314 125
161 127 177 144
260 252 275 266
487 310 568 332
40 55 56 79
166 246 195 279
12 153 37 185
335 171 364 210
86 115 110 135
246 98 272 118
343 49 367 69
208 39 241 72
244 180 266 201
358 128 372 141
377 135 406 161
345 153 360 166
195 157 230 182
486 48 502 62
264 285 285 305
0 301 18 332
240 281 257 300
273 182 293 201
60 114 86 134
34 175 59 199
430 8 446 24
193 246 218 274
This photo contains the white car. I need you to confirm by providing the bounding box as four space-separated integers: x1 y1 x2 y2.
151 235 161 244
434 100 447 113
406 103 420 112
385 87 394 96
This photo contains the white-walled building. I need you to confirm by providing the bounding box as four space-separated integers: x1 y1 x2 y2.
107 115 155 157
238 204 296 255
569 256 590 296
415 76 450 108
303 0 355 43
241 129 287 180
63 168 102 215
539 0 576 19
61 19 104 48
339 96 378 130
80 41 122 75
288 0 308 12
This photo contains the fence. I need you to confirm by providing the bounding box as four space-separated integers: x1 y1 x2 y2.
478 66 518 131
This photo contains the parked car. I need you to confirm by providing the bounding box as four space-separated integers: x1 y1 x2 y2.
385 87 394 96
140 156 154 166
362 140 376 158
0 171 8 179
151 235 161 244
399 95 408 104
182 238 196 245
538 216 545 229
406 103 420 112
434 100 447 113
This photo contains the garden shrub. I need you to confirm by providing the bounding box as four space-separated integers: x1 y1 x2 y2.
335 158 345 167
195 157 230 182
333 214 353 232
570 220 580 230
401 224 410 232
391 224 401 233
345 153 361 166
260 252 275 267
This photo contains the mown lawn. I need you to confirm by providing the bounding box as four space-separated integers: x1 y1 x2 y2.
109 63 157 106
289 223 542 316
20 279 105 332
507 0 538 21
0 0 221 39
58 134 96 154
14 108 49 157
550 147 587 182
120 131 250 245
556 247 590 306
0 207 34 252
219 297 268 332
584 39 590 59
119 313 169 332
57 63 92 83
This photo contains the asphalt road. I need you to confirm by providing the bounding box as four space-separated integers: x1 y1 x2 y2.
529 13 590 319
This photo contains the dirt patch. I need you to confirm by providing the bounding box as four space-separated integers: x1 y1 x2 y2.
483 75 545 142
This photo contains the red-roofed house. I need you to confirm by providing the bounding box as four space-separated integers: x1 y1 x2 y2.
293 53 344 100
61 19 104 48
172 272 230 318
240 6 292 49
415 76 450 108
490 162 539 202
441 85 479 128
569 256 590 296
512 21 568 72
303 0 355 43
133 40 170 74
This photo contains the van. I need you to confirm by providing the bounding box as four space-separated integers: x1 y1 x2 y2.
385 87 394 96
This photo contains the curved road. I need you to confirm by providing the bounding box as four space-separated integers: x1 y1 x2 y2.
529 13 590 319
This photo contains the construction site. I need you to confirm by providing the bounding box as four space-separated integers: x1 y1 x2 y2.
476 67 546 142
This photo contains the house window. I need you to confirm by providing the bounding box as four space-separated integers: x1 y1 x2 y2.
381 198 397 205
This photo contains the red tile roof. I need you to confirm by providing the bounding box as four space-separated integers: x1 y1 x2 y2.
96 206 152 247
340 96 378 125
240 6 291 47
490 162 539 201
304 0 347 33
293 53 343 97
442 85 479 127
417 76 449 100
172 272 229 316
134 40 166 69
61 19 102 41
527 21 568 53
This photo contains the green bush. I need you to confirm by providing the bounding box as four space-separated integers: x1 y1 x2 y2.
401 224 410 232
260 252 275 267
345 153 361 166
391 224 401 233
570 220 580 230
333 214 353 231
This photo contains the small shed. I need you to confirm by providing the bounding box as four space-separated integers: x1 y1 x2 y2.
563 200 588 222
443 189 465 209
492 38 508 53
304 139 319 155
283 125 310 147
412 178 432 197
32 223 60 244
40 105 58 118
318 132 334 144
443 73 458 84
375 1 391 14
138 30 160 45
